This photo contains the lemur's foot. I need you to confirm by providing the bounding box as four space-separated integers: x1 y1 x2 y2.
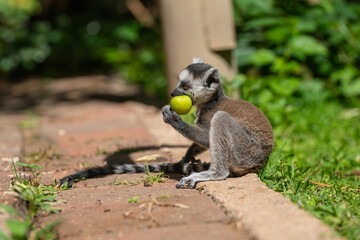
176 170 228 189
176 176 197 189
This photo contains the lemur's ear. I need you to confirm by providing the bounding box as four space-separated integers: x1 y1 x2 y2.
193 57 204 64
204 68 220 88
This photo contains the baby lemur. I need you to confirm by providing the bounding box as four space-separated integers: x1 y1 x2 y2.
60 58 273 189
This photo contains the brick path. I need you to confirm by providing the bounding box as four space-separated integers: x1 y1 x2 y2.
0 76 342 240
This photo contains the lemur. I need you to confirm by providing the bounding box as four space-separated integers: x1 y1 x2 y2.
60 58 274 189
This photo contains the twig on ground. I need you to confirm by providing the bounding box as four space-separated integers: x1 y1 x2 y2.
123 197 190 226
306 179 360 192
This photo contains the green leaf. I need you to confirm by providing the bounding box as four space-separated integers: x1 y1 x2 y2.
6 218 31 240
235 46 256 67
16 162 43 170
0 231 11 240
234 0 278 17
341 78 360 97
0 205 18 217
288 35 328 59
258 89 273 105
35 220 60 240
296 20 318 33
244 17 284 30
265 26 290 44
113 22 140 43
139 49 155 64
11 159 19 182
269 77 300 96
250 49 276 66
271 58 300 74
298 80 325 103
330 66 357 84
128 196 140 203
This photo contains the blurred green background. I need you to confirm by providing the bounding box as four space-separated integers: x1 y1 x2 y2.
0 0 166 99
1 0 359 239
1 0 360 105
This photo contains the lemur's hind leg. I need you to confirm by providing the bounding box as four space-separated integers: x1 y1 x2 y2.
176 111 258 189
182 143 207 164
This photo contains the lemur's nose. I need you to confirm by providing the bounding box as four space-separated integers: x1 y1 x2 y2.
171 89 182 97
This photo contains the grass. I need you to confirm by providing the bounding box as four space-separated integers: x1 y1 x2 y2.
128 196 140 203
18 111 40 130
11 162 60 215
174 77 360 238
259 101 360 239
220 74 360 239
142 161 167 186
25 146 63 164
111 161 167 187
112 177 141 186
0 160 61 240
180 76 359 238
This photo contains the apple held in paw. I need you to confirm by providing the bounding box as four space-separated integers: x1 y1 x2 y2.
170 95 192 115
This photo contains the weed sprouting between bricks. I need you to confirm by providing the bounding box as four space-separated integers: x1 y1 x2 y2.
0 160 62 240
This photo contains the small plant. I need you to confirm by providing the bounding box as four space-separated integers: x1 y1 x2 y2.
11 161 60 216
128 196 140 203
142 161 167 186
112 176 118 185
54 179 69 191
25 146 63 164
112 178 141 186
19 111 40 130
0 159 61 239
74 177 87 183
0 205 60 240
0 205 32 240
95 147 108 156
33 220 61 240
156 191 177 199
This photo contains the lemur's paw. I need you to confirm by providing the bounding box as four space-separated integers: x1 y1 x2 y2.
176 176 197 189
162 105 181 124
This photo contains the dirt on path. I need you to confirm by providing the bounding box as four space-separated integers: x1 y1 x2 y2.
0 76 342 240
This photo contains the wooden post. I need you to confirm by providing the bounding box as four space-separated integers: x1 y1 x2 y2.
159 0 237 96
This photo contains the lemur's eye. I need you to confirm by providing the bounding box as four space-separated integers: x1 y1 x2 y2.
183 85 189 90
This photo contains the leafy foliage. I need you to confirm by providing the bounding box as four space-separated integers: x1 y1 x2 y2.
0 0 167 100
233 0 360 105
11 162 60 216
0 0 55 73
0 160 60 240
228 1 360 239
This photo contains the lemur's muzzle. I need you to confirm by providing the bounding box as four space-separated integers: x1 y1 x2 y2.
171 89 183 97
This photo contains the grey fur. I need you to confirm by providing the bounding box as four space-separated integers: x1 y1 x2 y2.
162 59 274 189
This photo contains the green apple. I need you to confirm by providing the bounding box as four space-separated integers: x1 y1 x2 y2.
170 95 192 115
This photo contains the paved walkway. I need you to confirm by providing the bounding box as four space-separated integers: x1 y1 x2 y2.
0 76 342 239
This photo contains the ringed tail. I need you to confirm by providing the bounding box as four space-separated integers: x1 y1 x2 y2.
59 160 210 187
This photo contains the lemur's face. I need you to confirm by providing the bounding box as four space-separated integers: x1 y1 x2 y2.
171 63 221 106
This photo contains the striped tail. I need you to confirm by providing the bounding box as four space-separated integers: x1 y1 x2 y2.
59 160 210 188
